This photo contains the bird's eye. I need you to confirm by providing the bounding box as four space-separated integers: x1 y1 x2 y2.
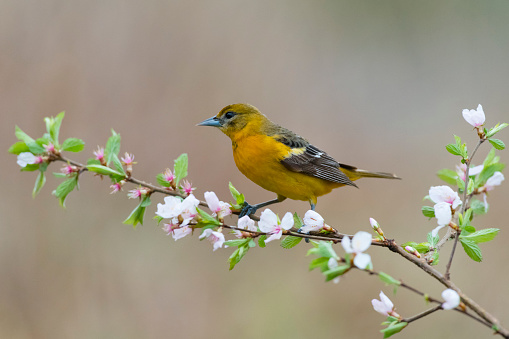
224 111 235 119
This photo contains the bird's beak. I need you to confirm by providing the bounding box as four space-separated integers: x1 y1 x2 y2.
197 116 222 127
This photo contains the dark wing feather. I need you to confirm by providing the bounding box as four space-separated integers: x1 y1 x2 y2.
274 129 357 187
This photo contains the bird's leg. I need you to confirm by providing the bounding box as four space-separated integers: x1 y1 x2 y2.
239 197 284 217
298 201 316 242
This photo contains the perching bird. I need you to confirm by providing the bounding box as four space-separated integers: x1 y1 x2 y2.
198 103 400 217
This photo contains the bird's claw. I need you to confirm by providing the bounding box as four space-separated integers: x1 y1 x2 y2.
297 228 311 243
239 201 258 218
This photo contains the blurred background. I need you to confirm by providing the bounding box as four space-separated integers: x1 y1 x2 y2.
2 1 509 338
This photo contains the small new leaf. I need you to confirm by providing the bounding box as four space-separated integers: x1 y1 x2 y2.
54 176 78 207
32 171 46 198
323 265 350 282
15 126 35 144
437 168 458 185
309 257 330 272
123 196 150 227
379 272 401 286
229 182 245 205
489 139 505 150
459 238 483 262
381 322 408 338
486 123 509 138
258 235 267 248
196 207 221 228
224 239 250 247
307 241 338 259
87 164 124 178
105 129 121 166
427 232 440 248
446 144 462 156
156 173 171 187
8 141 30 155
421 206 435 219
62 138 85 152
460 228 499 243
280 235 302 249
174 153 188 186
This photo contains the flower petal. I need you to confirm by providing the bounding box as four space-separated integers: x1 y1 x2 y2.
280 212 294 230
204 191 221 212
354 253 371 269
341 236 353 253
351 231 372 253
258 209 277 233
441 289 460 310
264 230 283 244
434 202 452 225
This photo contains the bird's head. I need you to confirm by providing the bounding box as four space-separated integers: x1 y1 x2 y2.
197 103 267 139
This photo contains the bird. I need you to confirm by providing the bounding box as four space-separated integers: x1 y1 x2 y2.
198 103 400 217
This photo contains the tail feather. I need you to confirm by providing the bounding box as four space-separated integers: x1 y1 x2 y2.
354 169 401 180
339 163 401 181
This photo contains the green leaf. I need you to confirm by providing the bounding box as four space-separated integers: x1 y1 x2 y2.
21 164 40 172
470 199 487 215
53 172 68 178
460 238 482 262
224 239 250 247
379 272 401 286
228 244 250 270
280 235 302 249
54 176 78 207
466 178 475 195
293 212 303 229
309 257 330 272
62 138 85 152
196 207 221 228
381 322 408 338
87 164 124 178
323 265 350 282
307 241 338 259
15 126 35 144
111 154 126 175
437 168 458 185
401 241 430 254
140 196 151 207
153 215 164 225
486 123 509 138
421 206 435 219
464 225 476 233
174 153 188 186
157 173 171 187
483 148 497 166
26 141 45 154
248 239 256 248
489 138 506 150
446 144 462 156
460 228 499 243
123 196 150 227
478 163 505 186
32 171 46 198
427 232 439 248
430 251 439 265
229 182 245 205
258 235 267 248
104 129 121 166
8 141 29 154
456 176 465 191
44 112 65 145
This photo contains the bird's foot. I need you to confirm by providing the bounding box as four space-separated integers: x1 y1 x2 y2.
239 201 258 218
297 228 311 243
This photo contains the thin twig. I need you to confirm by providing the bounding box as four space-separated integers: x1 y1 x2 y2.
444 139 485 279
51 153 509 338
403 305 443 324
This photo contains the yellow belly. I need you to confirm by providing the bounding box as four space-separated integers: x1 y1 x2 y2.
232 135 344 204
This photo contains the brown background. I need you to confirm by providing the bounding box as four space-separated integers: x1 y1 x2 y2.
2 1 509 338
